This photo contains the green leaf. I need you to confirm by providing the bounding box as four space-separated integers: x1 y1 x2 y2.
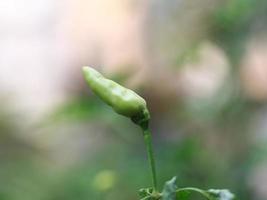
175 187 235 200
162 177 178 200
207 189 235 200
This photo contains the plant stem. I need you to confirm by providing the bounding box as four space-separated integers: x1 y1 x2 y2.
142 128 158 192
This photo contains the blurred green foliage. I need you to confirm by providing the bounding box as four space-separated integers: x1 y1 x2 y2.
1 0 267 200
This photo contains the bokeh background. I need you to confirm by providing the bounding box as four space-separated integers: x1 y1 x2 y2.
1 0 267 199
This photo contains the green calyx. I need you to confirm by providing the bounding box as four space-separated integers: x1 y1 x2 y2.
82 66 150 126
131 107 150 129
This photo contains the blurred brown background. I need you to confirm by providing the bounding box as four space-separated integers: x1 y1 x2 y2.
0 0 267 199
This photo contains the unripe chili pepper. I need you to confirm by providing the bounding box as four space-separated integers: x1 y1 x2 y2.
83 66 150 127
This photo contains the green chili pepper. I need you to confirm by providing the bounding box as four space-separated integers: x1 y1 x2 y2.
82 66 150 127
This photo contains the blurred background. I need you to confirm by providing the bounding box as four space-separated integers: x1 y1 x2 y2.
0 0 267 199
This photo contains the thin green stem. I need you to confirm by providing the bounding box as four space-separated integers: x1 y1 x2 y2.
142 128 158 192
176 187 213 200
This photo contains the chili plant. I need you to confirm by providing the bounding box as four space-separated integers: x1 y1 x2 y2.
83 66 235 200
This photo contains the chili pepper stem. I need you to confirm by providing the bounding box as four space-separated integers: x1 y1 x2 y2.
142 128 158 192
